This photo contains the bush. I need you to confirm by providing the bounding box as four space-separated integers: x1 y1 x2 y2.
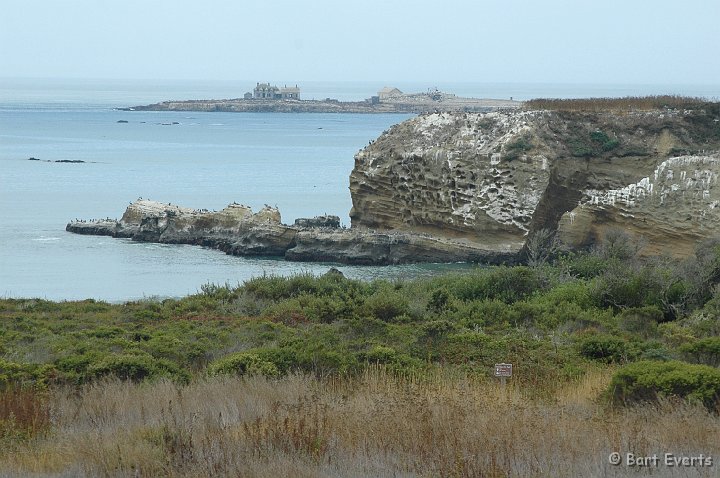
592 264 663 310
618 306 663 338
427 287 451 312
360 345 421 371
577 334 631 363
208 351 280 378
590 130 619 151
456 299 514 329
609 360 720 410
504 136 533 160
364 290 409 322
0 359 56 387
680 338 720 367
88 354 188 382
448 267 547 304
559 252 609 279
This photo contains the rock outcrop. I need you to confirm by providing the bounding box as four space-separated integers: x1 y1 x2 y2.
67 200 508 265
294 215 341 229
67 200 296 256
350 107 720 258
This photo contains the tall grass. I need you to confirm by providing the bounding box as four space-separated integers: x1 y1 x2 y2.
1 368 718 477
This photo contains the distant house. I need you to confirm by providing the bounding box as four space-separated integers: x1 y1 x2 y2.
252 82 301 100
243 92 253 100
378 87 403 101
279 85 300 99
254 83 279 99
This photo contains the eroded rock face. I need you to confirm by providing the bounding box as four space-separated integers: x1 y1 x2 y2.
350 109 720 258
558 153 720 257
350 111 550 247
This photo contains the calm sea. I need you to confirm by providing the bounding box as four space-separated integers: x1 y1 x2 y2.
1 79 718 301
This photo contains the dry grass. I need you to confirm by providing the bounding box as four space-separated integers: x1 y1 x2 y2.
0 367 718 477
523 95 711 112
0 386 50 442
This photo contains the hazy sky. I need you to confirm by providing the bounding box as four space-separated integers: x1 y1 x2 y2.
2 0 719 84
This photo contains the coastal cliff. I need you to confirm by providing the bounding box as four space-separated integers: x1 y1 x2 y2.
68 101 720 264
350 105 720 258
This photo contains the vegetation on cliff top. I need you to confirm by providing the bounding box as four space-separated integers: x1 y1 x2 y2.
524 95 718 112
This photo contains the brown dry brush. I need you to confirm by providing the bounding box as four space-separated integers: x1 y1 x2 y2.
0 369 719 477
523 95 712 112
0 385 51 442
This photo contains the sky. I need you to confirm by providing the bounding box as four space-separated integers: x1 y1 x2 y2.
1 0 719 85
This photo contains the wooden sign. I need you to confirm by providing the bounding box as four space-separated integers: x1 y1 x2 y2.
494 363 512 377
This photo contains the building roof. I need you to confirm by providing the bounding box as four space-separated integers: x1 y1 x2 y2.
255 83 278 90
379 87 403 95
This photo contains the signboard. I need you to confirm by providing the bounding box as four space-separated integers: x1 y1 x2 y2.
494 363 512 378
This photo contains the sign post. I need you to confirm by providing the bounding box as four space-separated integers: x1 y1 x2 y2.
494 363 512 388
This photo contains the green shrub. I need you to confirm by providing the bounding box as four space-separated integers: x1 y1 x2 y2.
618 306 663 338
590 130 620 151
449 267 546 304
208 351 280 377
0 359 55 387
504 136 533 160
456 299 514 329
360 345 421 371
428 287 452 312
679 338 720 367
577 334 631 363
435 332 497 364
609 360 720 410
88 353 188 382
592 264 664 310
243 272 363 301
364 290 409 322
559 252 610 279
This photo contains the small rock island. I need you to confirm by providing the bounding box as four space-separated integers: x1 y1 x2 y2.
121 83 520 114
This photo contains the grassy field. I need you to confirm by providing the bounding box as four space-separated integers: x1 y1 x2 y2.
1 232 720 476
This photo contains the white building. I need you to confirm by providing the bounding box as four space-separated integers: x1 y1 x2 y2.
378 87 403 101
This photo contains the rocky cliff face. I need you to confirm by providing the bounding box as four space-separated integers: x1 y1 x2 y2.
350 107 720 258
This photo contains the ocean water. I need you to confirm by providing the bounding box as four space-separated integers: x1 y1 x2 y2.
1 79 718 301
